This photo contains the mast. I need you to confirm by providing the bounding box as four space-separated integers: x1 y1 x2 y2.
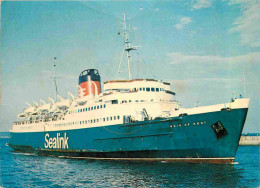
53 57 58 101
116 14 138 80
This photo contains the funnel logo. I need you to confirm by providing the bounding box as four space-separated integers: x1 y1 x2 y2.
44 133 69 149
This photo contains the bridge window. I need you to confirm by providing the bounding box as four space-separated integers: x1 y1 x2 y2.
151 88 155 92
156 88 159 92
112 100 118 104
146 87 150 92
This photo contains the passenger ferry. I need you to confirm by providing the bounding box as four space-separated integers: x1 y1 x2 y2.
9 15 250 163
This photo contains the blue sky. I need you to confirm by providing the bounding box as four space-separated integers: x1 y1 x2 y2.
0 0 259 132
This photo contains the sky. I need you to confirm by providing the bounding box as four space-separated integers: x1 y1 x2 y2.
0 0 259 132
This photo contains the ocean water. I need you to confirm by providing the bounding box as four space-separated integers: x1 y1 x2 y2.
0 132 259 187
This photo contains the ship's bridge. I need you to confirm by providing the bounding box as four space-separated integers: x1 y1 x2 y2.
104 79 171 92
103 79 175 102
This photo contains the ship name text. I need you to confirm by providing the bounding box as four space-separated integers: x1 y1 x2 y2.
44 133 69 149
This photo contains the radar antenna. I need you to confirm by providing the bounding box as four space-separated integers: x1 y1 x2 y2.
116 14 139 80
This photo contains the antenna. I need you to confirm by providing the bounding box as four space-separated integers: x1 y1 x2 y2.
53 57 58 101
116 14 139 80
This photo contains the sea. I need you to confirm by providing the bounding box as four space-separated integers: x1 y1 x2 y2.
0 132 259 187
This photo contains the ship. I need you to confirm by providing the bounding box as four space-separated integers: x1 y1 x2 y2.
9 15 250 164
239 133 260 146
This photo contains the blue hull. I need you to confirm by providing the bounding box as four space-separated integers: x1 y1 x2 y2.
9 108 248 163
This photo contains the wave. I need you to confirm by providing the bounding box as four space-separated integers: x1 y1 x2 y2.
0 136 10 139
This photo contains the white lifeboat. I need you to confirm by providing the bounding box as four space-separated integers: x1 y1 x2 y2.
17 113 27 118
55 95 71 109
38 99 51 112
24 106 35 113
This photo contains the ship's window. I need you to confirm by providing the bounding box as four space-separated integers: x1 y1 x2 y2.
117 116 120 120
85 120 87 124
94 106 96 110
122 100 127 103
141 100 145 102
135 100 139 102
86 108 87 111
160 88 162 91
112 100 118 104
151 88 155 92
69 112 70 114
104 104 106 108
156 88 159 92
201 122 203 124
97 119 99 122
107 117 109 121
91 107 93 110
114 116 116 120
193 123 196 125
140 88 142 91
103 118 105 121
97 106 99 109
162 88 165 91
197 122 199 125
143 87 145 90
146 87 150 92
83 109 85 112
100 105 102 109
129 100 132 103
110 117 112 121
88 120 90 123
78 109 80 113
88 107 90 111
81 109 83 112
91 120 93 123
